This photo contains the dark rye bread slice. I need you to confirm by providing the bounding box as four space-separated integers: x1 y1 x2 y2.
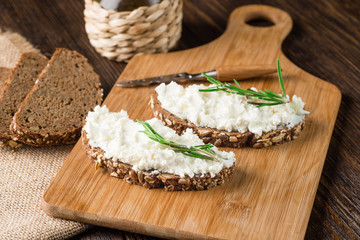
150 93 305 148
0 53 48 146
0 67 11 145
10 48 103 146
82 130 234 191
0 67 11 91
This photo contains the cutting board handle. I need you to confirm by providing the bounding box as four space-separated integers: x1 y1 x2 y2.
225 5 293 48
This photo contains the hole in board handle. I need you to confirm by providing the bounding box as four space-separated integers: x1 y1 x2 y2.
245 17 275 27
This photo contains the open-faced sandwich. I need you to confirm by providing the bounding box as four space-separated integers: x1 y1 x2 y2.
151 60 309 148
82 105 236 191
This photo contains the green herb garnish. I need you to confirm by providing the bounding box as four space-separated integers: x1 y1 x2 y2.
199 59 289 107
137 120 218 161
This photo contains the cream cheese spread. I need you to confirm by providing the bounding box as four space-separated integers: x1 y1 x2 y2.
83 105 235 177
155 82 309 136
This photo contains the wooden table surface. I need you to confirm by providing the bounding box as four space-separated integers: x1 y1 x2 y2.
0 0 359 239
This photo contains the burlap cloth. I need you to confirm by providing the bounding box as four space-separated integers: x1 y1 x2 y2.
0 32 90 239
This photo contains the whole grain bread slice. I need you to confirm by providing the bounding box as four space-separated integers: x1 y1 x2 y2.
10 48 103 146
0 53 48 146
0 67 11 91
150 93 305 148
82 130 234 191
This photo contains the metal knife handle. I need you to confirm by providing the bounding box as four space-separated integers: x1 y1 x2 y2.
217 64 277 81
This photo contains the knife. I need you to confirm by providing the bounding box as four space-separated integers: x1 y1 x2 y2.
117 64 277 87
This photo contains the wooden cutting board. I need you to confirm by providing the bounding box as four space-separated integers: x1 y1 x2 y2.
42 5 341 240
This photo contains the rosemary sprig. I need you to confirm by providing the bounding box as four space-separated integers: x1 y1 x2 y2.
199 59 289 107
137 120 218 161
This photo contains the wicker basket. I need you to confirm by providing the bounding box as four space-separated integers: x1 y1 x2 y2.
84 0 183 62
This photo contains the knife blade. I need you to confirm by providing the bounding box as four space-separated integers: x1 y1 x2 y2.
116 64 277 87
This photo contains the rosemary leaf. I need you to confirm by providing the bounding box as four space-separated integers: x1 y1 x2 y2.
137 120 219 161
200 59 289 107
277 59 286 97
234 79 241 88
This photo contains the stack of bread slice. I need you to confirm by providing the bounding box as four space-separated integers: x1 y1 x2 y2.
0 48 102 147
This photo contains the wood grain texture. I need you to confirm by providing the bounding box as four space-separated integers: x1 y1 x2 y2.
41 5 341 240
0 0 359 239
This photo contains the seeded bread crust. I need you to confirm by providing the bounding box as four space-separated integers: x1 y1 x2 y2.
82 130 234 191
10 48 103 146
150 93 305 148
0 53 48 147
